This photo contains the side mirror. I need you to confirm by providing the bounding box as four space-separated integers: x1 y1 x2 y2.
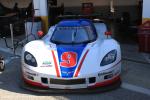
37 30 44 38
105 31 112 35
105 31 112 38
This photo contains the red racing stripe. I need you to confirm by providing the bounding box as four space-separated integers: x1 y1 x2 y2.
51 50 60 77
74 50 89 77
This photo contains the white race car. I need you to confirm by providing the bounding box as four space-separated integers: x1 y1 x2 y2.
21 19 121 91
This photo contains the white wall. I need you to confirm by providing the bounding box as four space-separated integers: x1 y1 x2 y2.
33 0 48 16
0 0 32 8
114 0 139 6
143 0 150 18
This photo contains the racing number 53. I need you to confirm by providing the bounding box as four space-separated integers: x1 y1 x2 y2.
60 52 77 68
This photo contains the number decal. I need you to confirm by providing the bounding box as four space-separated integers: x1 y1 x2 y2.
60 52 77 68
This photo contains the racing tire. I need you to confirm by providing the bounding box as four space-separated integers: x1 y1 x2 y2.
0 56 5 71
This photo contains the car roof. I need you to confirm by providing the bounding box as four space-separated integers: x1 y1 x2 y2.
57 19 93 27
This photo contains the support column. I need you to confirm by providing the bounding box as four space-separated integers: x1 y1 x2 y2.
142 0 150 23
33 0 48 33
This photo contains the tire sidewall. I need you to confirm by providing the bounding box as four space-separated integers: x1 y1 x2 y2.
0 60 5 71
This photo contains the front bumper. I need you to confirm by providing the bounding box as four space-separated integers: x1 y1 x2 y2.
22 61 121 90
21 76 121 93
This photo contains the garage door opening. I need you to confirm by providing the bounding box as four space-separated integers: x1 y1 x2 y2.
47 0 143 44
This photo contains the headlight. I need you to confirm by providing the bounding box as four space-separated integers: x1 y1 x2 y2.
100 50 117 66
24 51 37 67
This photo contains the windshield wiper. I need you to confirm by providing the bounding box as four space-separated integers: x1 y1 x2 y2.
72 29 77 44
73 40 91 44
51 40 75 45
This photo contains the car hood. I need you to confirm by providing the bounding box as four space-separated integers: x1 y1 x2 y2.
23 39 118 78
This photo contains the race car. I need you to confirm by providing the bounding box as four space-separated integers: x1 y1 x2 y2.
21 19 121 90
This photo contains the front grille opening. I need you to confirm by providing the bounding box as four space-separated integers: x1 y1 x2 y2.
89 77 96 84
104 74 113 79
50 78 86 85
27 75 34 80
41 77 48 84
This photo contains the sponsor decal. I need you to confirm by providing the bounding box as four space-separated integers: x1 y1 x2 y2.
61 70 74 76
98 71 113 77
41 61 52 67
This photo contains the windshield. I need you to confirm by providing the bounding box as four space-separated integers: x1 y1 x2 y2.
51 26 97 44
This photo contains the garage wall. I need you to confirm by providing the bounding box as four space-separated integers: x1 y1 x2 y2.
0 0 32 8
57 0 139 7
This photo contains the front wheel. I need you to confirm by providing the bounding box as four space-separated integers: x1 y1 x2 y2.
0 56 5 71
